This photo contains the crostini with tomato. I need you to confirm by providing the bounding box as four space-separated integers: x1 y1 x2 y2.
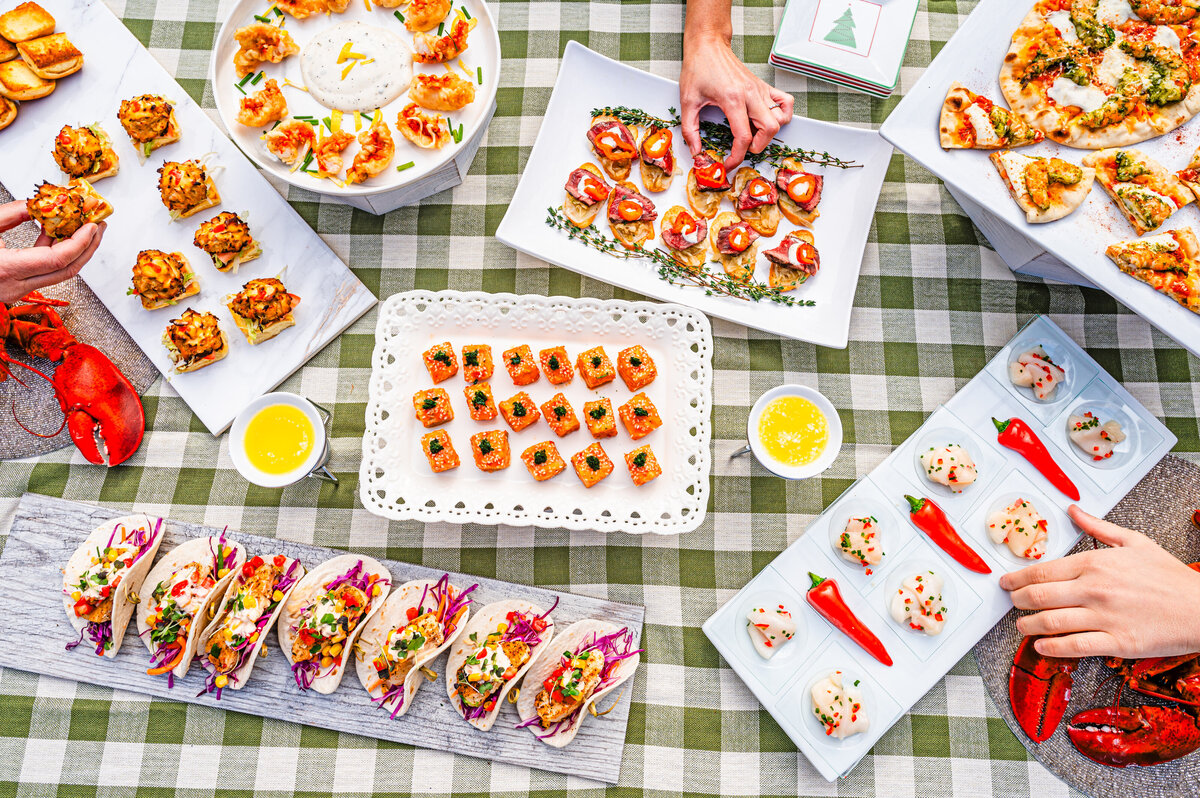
587 115 639 181
659 205 708 271
709 211 759 283
763 229 820 292
685 149 731 219
607 181 657 249
732 166 780 237
638 125 677 192
562 163 611 228
776 157 822 227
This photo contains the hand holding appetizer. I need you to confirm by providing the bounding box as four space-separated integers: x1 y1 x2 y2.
226 277 300 344
685 150 731 219
25 180 113 240
562 163 612 228
163 308 229 373
0 200 104 301
129 249 199 310
194 211 262 273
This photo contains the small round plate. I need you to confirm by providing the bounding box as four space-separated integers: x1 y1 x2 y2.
229 391 327 488
746 384 843 480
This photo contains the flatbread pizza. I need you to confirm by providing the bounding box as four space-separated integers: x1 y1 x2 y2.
940 82 1043 149
1105 226 1200 313
1082 146 1193 233
1177 143 1200 200
989 149 1096 222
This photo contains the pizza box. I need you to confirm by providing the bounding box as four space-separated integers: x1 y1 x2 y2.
878 0 1200 361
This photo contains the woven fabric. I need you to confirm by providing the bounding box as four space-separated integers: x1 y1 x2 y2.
0 0 1197 795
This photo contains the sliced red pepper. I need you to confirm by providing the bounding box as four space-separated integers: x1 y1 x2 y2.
406 606 419 621
787 173 818 204
695 162 727 189
992 417 1080 501
806 572 893 666
905 495 991 574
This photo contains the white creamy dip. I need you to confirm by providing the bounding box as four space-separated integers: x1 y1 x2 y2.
301 21 413 112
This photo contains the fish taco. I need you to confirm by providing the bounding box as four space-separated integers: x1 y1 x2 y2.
63 515 165 658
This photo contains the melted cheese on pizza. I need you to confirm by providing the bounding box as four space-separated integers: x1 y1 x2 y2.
1096 43 1141 89
1140 232 1181 251
1153 25 1183 54
1046 10 1078 43
1048 78 1108 112
1095 0 1139 27
965 103 1002 146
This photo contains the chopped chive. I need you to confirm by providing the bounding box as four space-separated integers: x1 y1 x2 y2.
322 116 332 130
251 71 265 85
234 83 247 95
254 13 271 22
270 120 282 130
396 161 415 172
300 152 315 172
360 111 373 122
238 73 254 87
460 6 471 19
476 66 482 84
393 9 404 22
437 21 444 35
304 119 318 126
293 114 315 120
272 6 283 15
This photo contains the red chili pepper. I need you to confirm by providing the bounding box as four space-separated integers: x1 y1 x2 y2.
992 417 1080 501
806 572 893 666
905 495 991 573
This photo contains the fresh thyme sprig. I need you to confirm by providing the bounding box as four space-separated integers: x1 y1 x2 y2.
699 120 862 170
545 207 814 307
590 106 682 130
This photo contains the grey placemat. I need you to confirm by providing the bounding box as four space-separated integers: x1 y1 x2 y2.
0 182 157 460
976 454 1200 798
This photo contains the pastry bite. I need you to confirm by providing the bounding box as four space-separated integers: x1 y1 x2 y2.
987 497 1049 560
129 249 199 311
732 166 780 237
17 31 81 79
607 180 656 249
263 118 317 171
1008 345 1064 401
274 0 332 19
233 23 298 77
587 114 638 181
1082 148 1190 235
396 103 451 149
0 58 52 100
920 443 977 492
639 125 676 192
1068 411 1126 461
685 149 731 219
0 96 16 132
25 180 112 239
890 571 947 636
540 393 580 437
764 230 820 292
616 345 656 391
502 345 539 386
193 211 261 273
421 430 460 473
583 398 616 439
571 442 613 488
0 38 14 64
117 94 180 158
461 344 493 384
709 211 759 283
470 429 510 472
811 671 868 739
347 117 394 184
236 78 288 127
463 382 498 421
0 3 54 43
403 0 452 32
837 516 881 574
746 601 796 659
562 163 612 228
422 341 459 383
409 72 475 112
158 159 220 221
659 205 708 271
52 124 119 184
624 444 661 486
618 393 661 440
776 157 822 227
521 441 566 481
576 346 615 389
163 308 229 373
413 388 454 428
539 346 574 384
499 391 540 432
412 15 475 63
226 277 300 344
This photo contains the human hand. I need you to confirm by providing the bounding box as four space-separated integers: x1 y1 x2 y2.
680 34 794 173
999 505 1200 659
0 199 105 303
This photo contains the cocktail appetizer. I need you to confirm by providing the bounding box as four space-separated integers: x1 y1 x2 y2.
1069 411 1126 461
764 230 820 292
837 516 881 574
583 398 616 439
890 571 947 635
625 444 661 486
470 429 510 472
236 78 288 127
463 382 498 421
746 602 796 659
618 393 661 440
709 211 759 282
403 0 452 31
659 205 708 270
538 346 574 384
117 94 180 158
233 23 299 77
226 277 300 344
587 114 638 180
263 118 317 171
347 117 395 184
607 181 656 249
499 391 540 432
158 159 220 221
616 345 656 390
25 180 113 239
521 441 566 481
421 430 460 473
920 443 977 492
577 346 615 389
413 14 476 63
422 341 459 383
409 72 475 111
129 249 199 310
314 130 354 175
163 308 229 373
987 497 1049 560
52 124 119 184
733 166 780 237
685 150 731 218
396 103 451 149
503 344 539 385
639 125 676 192
413 387 454 427
562 163 611 228
571 442 614 488
461 344 493 383
194 211 261 273
1009 345 1065 401
541 393 580 437
17 31 81 79
811 671 868 739
776 157 822 226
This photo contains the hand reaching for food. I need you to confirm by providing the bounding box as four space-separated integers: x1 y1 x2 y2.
1000 505 1200 660
0 199 104 302
680 0 794 173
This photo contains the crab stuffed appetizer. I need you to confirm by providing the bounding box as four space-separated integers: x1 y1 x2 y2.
608 181 656 249
588 114 639 180
811 671 868 739
987 497 1049 560
921 443 977 492
1069 411 1126 461
52 124 119 184
198 554 305 696
396 103 451 149
347 117 395 184
356 574 475 718
413 15 476 63
236 78 288 127
686 150 731 218
837 516 882 574
659 205 708 271
1009 345 1065 401
279 555 392 694
562 163 611 228
226 277 300 345
163 308 229 373
129 249 199 311
314 130 355 175
732 167 780 236
764 230 820 292
890 571 947 636
233 23 299 78
516 621 642 747
158 160 220 221
263 118 317 171
117 94 180 158
25 180 113 240
409 72 475 112
193 211 262 273
447 598 556 730
709 211 759 282
746 602 796 659
776 157 822 227
639 125 676 192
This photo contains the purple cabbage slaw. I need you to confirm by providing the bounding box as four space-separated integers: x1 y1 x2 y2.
514 625 643 739
207 528 239 575
65 517 163 657
458 597 559 722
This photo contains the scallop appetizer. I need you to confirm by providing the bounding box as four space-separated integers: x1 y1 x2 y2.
233 23 299 77
193 211 261 273
1068 411 1126 461
920 443 977 492
745 602 796 659
409 72 475 112
811 671 868 740
263 119 317 171
117 94 179 158
25 181 113 240
837 516 881 574
987 497 1048 560
158 160 220 221
52 124 119 184
129 249 199 311
1009 345 1065 401
236 78 288 127
889 571 947 636
226 277 300 345
347 118 395 184
163 309 229 373
396 103 451 149
413 15 476 64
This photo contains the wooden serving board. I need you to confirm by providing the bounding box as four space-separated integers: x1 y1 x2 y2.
0 494 644 784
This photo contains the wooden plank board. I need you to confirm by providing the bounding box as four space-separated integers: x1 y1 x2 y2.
0 494 643 784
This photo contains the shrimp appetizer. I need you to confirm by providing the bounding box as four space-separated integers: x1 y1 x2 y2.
562 163 611 228
396 103 451 149
659 205 708 271
274 0 336 18
1068 411 1126 461
129 249 199 311
409 72 475 112
709 212 759 282
587 115 638 181
607 181 657 249
746 602 797 659
404 0 453 32
920 443 977 492
890 571 947 636
117 94 180 158
763 230 820 292
639 125 676 192
226 277 300 345
193 211 262 273
811 671 869 739
236 78 288 127
263 118 317 171
233 23 299 78
163 308 229 373
732 166 780 237
347 118 395 184
1009 345 1065 401
987 497 1049 560
52 124 119 184
776 157 822 227
685 150 731 219
413 15 476 64
314 130 354 175
837 516 882 573
157 160 220 221
25 181 113 240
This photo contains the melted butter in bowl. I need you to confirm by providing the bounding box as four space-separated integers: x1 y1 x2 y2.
301 21 413 112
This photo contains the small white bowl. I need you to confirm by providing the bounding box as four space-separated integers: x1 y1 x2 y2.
746 384 843 480
229 392 329 488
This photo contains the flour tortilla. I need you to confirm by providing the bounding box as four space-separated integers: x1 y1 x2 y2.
1082 147 1194 234
515 619 641 748
445 598 556 731
62 514 165 659
354 577 472 718
135 535 246 680
989 151 1096 223
277 554 391 695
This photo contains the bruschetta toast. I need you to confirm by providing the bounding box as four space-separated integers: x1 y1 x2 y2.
587 115 638 181
685 150 731 219
732 166 780 237
708 211 759 283
776 157 822 227
562 163 611 228
659 205 708 271
638 125 676 192
763 230 820 292
607 181 656 249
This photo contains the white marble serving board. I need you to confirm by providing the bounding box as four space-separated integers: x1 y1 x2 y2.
0 0 376 434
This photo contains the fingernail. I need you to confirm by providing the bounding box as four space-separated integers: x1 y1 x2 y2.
998 574 1011 589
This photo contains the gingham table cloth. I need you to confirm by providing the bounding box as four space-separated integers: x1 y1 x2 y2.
1 0 1197 795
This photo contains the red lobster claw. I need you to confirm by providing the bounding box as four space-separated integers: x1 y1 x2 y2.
1010 635 1078 743
52 343 145 466
1068 705 1200 767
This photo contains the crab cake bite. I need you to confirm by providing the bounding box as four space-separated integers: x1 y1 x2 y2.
52 124 119 184
129 249 199 311
226 277 300 344
193 211 261 273
117 94 180 158
25 181 113 240
158 159 219 220
163 309 229 373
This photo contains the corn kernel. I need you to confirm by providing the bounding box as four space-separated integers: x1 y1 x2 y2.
250 631 259 642
71 591 81 601
320 656 334 668
244 597 257 609
225 629 234 640
218 568 229 577
468 672 484 682
496 622 508 633
329 643 343 657
371 584 382 596
273 590 284 601
214 674 228 688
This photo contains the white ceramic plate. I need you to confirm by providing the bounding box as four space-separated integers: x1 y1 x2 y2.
359 291 713 534
495 42 894 349
210 0 500 197
878 0 1200 360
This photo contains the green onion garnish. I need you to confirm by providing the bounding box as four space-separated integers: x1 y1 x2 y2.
360 111 373 122
270 120 282 130
476 66 482 84
272 6 283 15
254 13 270 22
293 114 315 120
460 6 471 19
322 116 332 131
238 73 254 87
235 83 247 95
251 71 264 85
300 152 315 172
437 22 444 35
394 9 404 22
396 161 415 172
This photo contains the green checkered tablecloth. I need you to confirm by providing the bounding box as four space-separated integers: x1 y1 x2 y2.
2 0 1199 795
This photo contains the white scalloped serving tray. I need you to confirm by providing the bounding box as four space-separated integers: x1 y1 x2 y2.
359 291 713 534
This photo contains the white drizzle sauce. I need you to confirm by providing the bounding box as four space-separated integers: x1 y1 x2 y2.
300 21 413 112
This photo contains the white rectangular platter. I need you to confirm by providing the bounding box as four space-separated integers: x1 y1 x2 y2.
0 493 644 784
495 41 894 349
0 0 377 434
703 315 1176 781
878 0 1200 360
360 291 713 534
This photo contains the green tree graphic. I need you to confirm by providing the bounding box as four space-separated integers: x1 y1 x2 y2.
824 6 857 48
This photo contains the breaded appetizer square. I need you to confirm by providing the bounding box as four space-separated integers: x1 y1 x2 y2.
499 391 540 433
0 58 52 100
571 443 614 488
0 96 15 132
17 32 81 79
470 429 510 472
194 211 261 273
463 382 497 421
421 430 460 473
422 342 458 383
619 393 662 440
129 249 199 311
502 344 539 386
413 388 454 428
520 441 566 481
158 160 219 221
616 345 656 391
540 393 580 437
0 3 55 43
118 94 179 158
163 308 228 374
625 445 662 486
538 346 573 385
583 398 617 439
226 277 299 344
461 343 493 384
576 346 615 389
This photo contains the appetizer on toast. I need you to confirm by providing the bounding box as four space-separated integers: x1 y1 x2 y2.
397 103 451 149
708 211 759 282
0 3 54 43
659 205 708 271
776 157 822 227
236 78 288 127
233 23 298 78
158 159 220 221
732 166 780 236
0 97 16 132
1083 148 1193 235
0 38 15 64
763 230 820 292
226 277 300 344
52 124 119 184
0 58 52 100
117 94 180 158
163 308 229 373
17 31 81 79
193 211 261 273
26 180 112 239
129 249 199 311
562 163 611 228
409 72 475 112
990 151 1095 224
685 150 731 218
607 180 656 249
639 125 677 192
587 114 639 180
939 82 1041 150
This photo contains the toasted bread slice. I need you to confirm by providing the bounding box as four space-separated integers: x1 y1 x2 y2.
709 211 758 283
685 150 729 219
638 127 676 192
229 308 295 345
776 157 820 227
733 166 781 237
659 205 707 272
18 32 81 79
140 274 200 311
0 2 55 43
165 329 230 374
213 240 262 274
0 96 15 131
608 180 654 250
767 229 817 292
76 179 114 225
0 38 17 63
562 162 609 228
71 147 119 185
0 58 51 100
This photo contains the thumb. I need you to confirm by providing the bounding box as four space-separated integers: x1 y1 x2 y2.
680 100 702 156
1068 504 1140 548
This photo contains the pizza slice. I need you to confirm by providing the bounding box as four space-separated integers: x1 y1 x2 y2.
1105 228 1200 314
1082 148 1194 235
989 150 1095 223
940 82 1043 150
1177 145 1200 202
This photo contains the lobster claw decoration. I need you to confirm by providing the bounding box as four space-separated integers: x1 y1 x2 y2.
0 292 144 466
1010 635 1078 743
1067 705 1200 768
